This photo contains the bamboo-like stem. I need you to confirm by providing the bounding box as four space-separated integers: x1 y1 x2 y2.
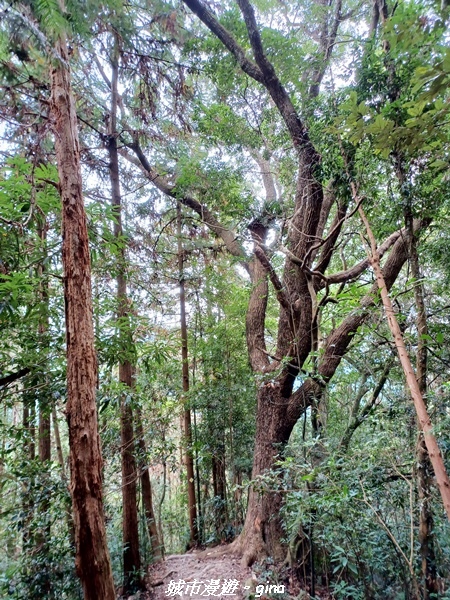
356 194 450 521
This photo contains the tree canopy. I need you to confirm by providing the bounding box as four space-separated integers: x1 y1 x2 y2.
1 0 450 598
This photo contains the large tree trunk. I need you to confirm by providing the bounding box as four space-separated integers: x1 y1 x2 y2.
154 0 441 568
232 384 292 564
50 36 115 600
234 227 414 564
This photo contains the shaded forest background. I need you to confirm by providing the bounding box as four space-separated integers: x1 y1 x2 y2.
1 0 450 598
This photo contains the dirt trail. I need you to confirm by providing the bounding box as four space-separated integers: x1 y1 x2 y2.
148 551 254 600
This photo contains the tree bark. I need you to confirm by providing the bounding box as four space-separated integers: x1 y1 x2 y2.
232 383 296 565
50 35 115 600
119 362 141 591
38 407 51 461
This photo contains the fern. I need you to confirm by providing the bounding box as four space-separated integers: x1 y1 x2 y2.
33 0 69 38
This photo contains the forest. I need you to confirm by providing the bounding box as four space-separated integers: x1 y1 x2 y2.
1 0 450 598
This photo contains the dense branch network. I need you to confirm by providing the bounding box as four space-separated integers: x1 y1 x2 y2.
113 3 431 484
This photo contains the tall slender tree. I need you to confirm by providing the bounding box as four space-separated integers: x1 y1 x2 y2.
136 407 163 560
49 3 115 597
402 171 439 598
107 33 142 592
177 202 199 546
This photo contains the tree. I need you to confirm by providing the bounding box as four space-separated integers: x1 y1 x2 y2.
177 202 199 546
48 5 115 598
119 0 398 564
2 0 450 595
123 0 448 565
107 32 142 593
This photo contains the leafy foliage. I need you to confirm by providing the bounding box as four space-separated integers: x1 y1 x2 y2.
1 0 450 597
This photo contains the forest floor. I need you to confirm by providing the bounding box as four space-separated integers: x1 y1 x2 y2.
143 549 318 600
146 550 255 599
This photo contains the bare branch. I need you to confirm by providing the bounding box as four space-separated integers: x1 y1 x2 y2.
280 222 402 286
254 245 291 312
236 0 314 152
92 54 112 89
325 228 403 284
313 199 348 275
308 184 336 264
309 0 343 98
340 361 392 451
181 0 264 83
